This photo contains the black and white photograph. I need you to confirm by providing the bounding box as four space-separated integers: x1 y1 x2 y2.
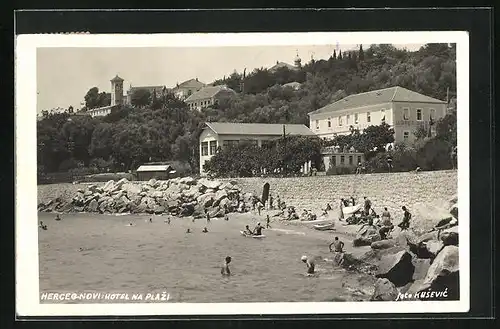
15 31 469 316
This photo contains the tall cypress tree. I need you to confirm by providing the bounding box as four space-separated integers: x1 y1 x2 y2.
359 44 364 61
332 50 337 59
338 50 343 60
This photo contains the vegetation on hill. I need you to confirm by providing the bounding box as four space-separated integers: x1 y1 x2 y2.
37 43 457 180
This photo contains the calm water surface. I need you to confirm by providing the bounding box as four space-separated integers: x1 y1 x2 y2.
38 212 371 303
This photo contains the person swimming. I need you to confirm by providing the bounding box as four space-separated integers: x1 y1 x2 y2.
186 228 192 233
243 225 253 235
202 227 208 233
301 255 315 274
329 237 345 253
221 256 231 276
126 222 134 226
253 222 264 236
39 221 47 230
149 218 153 223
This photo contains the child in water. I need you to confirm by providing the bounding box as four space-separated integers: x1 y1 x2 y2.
301 255 315 275
221 256 231 276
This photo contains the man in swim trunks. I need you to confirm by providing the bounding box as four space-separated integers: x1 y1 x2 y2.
244 225 253 235
398 206 412 230
253 222 264 236
329 237 345 253
55 214 61 221
266 215 271 228
221 256 231 276
301 255 315 274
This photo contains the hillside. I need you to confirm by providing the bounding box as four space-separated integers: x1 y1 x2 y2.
37 43 457 176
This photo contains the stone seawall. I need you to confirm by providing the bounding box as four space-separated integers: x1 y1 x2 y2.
224 170 457 232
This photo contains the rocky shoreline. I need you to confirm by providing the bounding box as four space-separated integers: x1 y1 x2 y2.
38 177 459 302
38 177 257 218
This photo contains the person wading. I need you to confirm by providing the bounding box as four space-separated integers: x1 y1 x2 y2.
379 207 394 239
329 237 345 253
301 255 315 275
221 256 231 276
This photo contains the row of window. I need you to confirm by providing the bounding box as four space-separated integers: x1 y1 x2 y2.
201 141 218 156
315 107 437 130
330 155 363 166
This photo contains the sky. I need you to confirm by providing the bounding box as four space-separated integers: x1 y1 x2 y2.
37 43 424 113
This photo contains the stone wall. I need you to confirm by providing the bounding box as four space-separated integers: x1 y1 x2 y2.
225 170 457 231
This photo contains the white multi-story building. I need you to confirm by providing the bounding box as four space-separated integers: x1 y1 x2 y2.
308 86 448 144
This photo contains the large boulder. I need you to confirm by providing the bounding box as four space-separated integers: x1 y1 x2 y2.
122 183 142 196
184 186 201 199
423 240 444 259
153 205 165 214
208 206 223 218
87 199 99 212
102 180 115 192
418 245 459 300
370 278 398 301
213 190 228 207
440 226 459 246
165 184 182 198
147 178 160 188
375 250 414 287
151 190 164 199
179 176 196 185
353 225 381 247
179 202 195 216
371 239 397 250
197 193 216 208
199 178 222 190
115 178 129 189
449 203 458 220
412 258 432 281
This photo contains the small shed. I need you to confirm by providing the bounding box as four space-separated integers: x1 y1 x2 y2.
136 164 176 181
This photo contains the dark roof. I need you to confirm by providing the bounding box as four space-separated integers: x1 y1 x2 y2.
185 85 235 102
175 78 206 89
110 75 124 82
204 122 315 136
308 86 447 116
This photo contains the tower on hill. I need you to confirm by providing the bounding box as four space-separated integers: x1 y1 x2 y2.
110 75 124 106
294 50 302 69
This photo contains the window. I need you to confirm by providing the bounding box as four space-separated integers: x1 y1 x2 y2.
403 107 410 120
330 156 336 167
367 112 371 123
416 108 423 121
209 141 217 155
354 113 359 124
429 108 436 120
403 131 410 141
327 118 331 128
315 120 319 130
223 140 239 148
201 142 209 156
346 115 350 124
357 156 362 164
348 156 353 165
338 116 343 126
340 156 345 164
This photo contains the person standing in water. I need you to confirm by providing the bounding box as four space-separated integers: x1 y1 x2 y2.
206 212 211 223
266 215 271 228
339 199 345 221
186 228 192 233
202 227 208 233
221 256 231 276
329 237 345 253
55 214 61 221
301 255 315 274
243 225 253 235
253 222 264 236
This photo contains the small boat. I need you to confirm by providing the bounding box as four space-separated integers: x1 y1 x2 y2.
313 223 335 231
240 231 266 239
343 204 362 216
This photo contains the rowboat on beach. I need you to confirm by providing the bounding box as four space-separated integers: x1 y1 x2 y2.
342 204 362 216
313 222 335 231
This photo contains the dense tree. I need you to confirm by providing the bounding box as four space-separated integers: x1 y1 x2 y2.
37 43 456 176
130 89 152 107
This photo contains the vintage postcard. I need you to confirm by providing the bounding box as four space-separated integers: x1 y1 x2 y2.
16 31 469 317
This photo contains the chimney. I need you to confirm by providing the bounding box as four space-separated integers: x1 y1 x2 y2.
196 78 198 81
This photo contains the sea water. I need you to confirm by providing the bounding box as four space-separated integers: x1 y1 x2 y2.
38 212 371 303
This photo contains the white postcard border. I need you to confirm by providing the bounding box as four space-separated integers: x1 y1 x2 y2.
16 31 470 317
